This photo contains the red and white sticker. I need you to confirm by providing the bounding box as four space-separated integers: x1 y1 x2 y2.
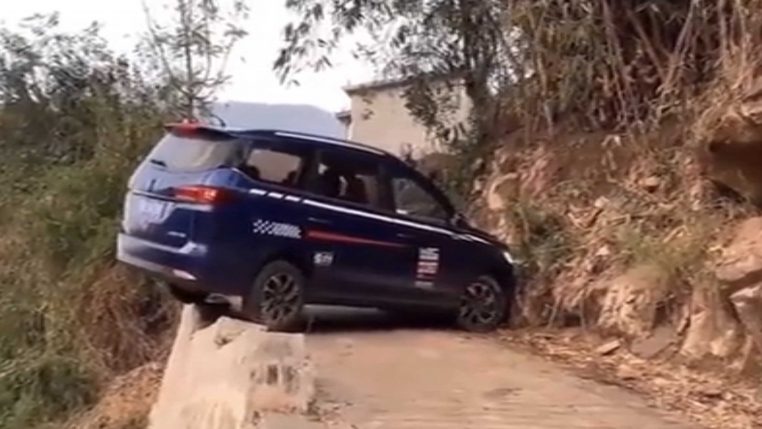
416 247 440 282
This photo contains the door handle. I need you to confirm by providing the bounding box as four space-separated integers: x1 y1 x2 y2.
396 232 414 239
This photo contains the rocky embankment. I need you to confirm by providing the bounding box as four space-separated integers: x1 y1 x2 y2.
474 78 762 377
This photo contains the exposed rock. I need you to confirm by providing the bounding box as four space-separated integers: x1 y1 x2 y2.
593 197 609 209
680 285 744 361
616 364 640 381
696 386 724 400
715 217 762 288
631 325 676 359
597 265 671 338
639 176 661 192
730 285 762 355
680 219 762 369
595 245 612 258
702 84 762 205
149 306 315 429
596 340 621 356
682 217 762 371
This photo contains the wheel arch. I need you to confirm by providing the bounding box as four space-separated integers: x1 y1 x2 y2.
486 263 517 298
257 246 314 280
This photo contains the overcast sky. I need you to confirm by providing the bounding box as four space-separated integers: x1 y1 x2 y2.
3 0 373 112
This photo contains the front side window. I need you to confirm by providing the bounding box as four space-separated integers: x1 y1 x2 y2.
311 149 383 209
240 141 306 188
391 174 449 222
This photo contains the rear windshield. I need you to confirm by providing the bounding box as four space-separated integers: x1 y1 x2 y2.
146 132 246 172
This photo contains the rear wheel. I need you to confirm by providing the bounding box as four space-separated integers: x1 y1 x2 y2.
245 261 305 332
456 275 507 333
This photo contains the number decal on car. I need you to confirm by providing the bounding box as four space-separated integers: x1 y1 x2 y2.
313 251 334 267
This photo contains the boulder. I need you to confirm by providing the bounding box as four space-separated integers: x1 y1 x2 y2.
715 217 762 287
730 285 762 361
149 306 315 429
698 217 762 370
631 325 676 359
680 285 744 361
702 84 762 205
596 265 671 338
682 217 762 369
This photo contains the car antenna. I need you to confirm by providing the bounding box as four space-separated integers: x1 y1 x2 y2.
209 112 227 128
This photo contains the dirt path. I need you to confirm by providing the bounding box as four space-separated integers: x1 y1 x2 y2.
303 308 695 429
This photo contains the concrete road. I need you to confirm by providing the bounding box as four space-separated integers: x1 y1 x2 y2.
301 307 696 429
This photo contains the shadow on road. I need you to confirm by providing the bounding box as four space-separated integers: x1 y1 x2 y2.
302 305 455 334
192 303 456 334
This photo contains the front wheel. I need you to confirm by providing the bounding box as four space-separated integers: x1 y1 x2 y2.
245 261 305 332
456 275 507 333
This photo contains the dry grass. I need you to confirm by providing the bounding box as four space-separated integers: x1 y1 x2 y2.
63 362 163 429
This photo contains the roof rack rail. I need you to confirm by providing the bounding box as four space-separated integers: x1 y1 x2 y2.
274 131 388 156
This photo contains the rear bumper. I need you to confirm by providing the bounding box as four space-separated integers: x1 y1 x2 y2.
116 233 244 295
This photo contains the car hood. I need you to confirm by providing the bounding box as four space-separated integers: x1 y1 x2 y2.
460 225 508 250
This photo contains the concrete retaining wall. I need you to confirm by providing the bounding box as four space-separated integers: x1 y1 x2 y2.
148 305 315 429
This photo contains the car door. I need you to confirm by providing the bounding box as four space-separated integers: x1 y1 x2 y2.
300 147 411 306
384 163 461 307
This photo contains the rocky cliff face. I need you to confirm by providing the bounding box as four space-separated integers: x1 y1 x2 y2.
473 86 762 374
701 80 762 205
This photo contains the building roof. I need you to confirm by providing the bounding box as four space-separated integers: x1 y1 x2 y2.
335 109 351 122
343 72 465 95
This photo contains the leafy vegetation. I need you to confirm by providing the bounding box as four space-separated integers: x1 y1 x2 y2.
0 3 246 426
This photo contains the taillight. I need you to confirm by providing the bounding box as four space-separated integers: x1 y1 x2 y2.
173 186 234 204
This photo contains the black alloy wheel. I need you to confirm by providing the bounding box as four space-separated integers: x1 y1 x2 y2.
456 275 506 333
247 261 305 332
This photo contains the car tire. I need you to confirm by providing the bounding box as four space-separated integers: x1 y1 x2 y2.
455 275 507 333
245 261 305 332
167 283 209 304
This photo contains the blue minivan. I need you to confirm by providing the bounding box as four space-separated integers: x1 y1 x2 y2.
117 123 516 332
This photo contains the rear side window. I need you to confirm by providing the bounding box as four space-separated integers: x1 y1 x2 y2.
147 132 245 172
310 148 383 208
243 147 304 187
238 139 310 188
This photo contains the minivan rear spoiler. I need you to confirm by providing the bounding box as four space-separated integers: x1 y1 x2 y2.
164 122 234 138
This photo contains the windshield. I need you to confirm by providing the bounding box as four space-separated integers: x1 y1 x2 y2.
146 132 246 172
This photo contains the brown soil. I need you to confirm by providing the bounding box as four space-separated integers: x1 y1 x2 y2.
501 328 762 429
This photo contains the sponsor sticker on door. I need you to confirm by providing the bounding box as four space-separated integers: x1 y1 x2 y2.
416 247 440 286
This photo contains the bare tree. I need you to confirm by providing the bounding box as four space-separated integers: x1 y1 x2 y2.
142 0 249 119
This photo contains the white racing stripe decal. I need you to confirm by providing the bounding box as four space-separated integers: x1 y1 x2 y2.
302 199 455 236
246 187 487 242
